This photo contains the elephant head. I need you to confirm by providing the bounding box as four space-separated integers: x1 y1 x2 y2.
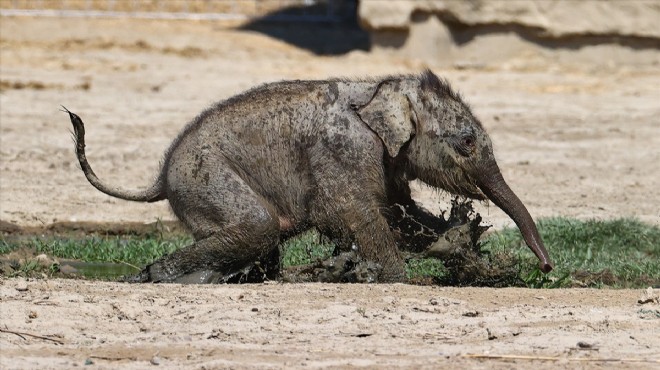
357 70 553 273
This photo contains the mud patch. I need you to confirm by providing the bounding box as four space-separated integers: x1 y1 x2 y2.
0 248 63 279
0 247 140 281
0 220 188 281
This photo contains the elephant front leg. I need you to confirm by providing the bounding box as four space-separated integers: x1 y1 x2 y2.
311 199 406 282
340 207 406 282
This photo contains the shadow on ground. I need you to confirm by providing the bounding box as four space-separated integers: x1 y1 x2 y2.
237 1 370 55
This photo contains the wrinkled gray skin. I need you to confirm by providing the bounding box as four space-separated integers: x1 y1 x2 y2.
66 70 552 283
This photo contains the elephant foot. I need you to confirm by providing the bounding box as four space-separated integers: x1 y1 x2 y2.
121 261 184 283
317 249 383 283
122 248 281 284
121 269 150 283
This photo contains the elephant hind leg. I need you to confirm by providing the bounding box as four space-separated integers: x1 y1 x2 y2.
138 227 280 283
134 165 282 283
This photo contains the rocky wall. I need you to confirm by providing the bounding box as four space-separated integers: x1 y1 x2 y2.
358 0 660 68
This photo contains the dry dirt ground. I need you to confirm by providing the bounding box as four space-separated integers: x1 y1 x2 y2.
1 17 659 369
2 279 660 369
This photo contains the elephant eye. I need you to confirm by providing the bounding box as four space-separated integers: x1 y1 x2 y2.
456 134 476 156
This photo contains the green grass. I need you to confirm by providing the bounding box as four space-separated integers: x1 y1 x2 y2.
405 258 448 281
280 230 335 267
1 217 658 288
482 217 660 288
0 235 192 266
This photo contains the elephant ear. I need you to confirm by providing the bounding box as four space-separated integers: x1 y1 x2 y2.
356 81 415 158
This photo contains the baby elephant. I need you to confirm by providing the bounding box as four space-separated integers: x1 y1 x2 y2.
66 70 552 283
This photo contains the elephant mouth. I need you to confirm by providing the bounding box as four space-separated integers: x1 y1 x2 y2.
432 172 487 201
462 186 487 201
458 174 487 201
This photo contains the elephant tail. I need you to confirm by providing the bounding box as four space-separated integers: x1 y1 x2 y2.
63 106 167 203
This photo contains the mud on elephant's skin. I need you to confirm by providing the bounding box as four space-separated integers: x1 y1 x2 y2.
65 69 552 283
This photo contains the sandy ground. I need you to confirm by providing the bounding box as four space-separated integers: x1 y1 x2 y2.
2 279 659 369
1 17 659 369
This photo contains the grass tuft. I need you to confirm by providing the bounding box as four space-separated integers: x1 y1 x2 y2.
406 258 448 280
483 217 660 288
0 234 191 267
280 230 335 267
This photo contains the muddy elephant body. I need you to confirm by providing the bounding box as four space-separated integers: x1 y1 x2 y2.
66 70 552 283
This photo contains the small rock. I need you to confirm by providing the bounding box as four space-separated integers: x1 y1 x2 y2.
28 311 37 319
638 287 659 305
15 281 28 292
150 355 161 365
486 328 497 340
577 341 598 350
251 307 259 312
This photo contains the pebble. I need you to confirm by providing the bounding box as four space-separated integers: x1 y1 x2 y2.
15 281 28 292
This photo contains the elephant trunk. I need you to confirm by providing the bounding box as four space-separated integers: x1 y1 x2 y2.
476 161 553 273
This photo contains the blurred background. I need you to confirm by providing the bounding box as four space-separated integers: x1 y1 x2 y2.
3 0 658 65
1 0 658 229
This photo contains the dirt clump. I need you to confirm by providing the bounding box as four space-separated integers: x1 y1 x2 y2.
407 199 523 287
